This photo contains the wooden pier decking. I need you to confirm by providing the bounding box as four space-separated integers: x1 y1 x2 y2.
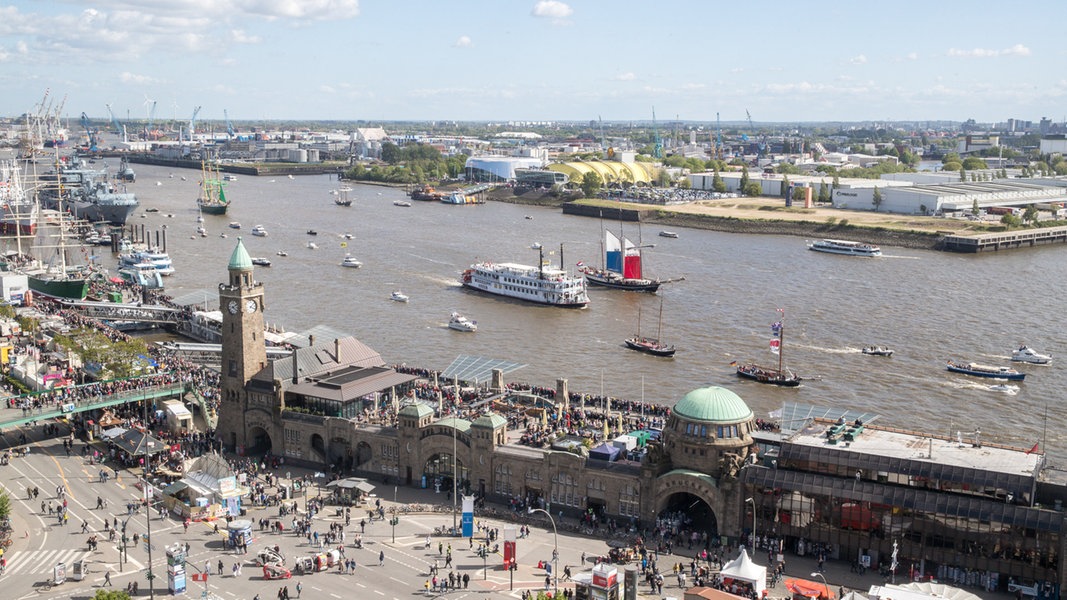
941 226 1067 252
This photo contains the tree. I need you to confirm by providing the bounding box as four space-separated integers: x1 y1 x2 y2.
818 180 829 202
739 167 750 194
1023 205 1039 224
580 172 603 198
872 186 882 210
962 157 987 170
0 490 10 520
92 590 132 600
711 169 726 193
831 174 840 190
742 181 762 197
380 142 402 165
780 176 790 198
959 166 966 182
972 199 980 216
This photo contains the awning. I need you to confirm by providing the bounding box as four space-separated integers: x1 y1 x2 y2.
784 578 835 600
101 427 128 440
325 478 376 493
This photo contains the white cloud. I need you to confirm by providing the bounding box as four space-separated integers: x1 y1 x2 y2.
236 0 360 21
15 40 28 54
681 83 705 90
905 52 919 60
531 0 572 25
848 54 867 65
454 35 472 48
614 72 635 81
231 29 261 44
119 71 159 84
948 44 1030 58
320 85 336 94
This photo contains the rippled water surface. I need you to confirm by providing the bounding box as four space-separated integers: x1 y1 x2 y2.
99 164 1067 464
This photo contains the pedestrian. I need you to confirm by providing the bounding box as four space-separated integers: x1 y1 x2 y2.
104 569 112 586
296 581 302 598
379 550 384 566
218 560 224 575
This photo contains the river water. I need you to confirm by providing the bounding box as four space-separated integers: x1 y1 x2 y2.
98 164 1067 464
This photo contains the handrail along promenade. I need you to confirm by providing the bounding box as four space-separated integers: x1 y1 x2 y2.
0 374 190 431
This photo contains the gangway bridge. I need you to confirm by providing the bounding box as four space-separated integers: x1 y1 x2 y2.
156 342 292 368
57 300 184 326
0 377 189 432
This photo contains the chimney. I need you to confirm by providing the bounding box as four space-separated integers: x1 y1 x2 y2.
291 348 299 384
335 338 341 362
308 334 315 348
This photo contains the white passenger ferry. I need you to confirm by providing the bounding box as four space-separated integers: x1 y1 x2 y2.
807 239 882 257
461 244 589 308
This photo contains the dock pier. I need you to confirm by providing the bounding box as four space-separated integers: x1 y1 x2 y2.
941 226 1067 252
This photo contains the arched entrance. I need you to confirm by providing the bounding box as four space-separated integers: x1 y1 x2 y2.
310 433 326 462
659 492 719 542
247 426 272 456
423 453 469 495
355 442 373 468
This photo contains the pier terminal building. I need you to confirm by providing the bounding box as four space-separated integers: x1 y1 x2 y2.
214 239 1064 597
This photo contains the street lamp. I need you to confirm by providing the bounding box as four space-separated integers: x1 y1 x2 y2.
745 497 756 555
389 509 399 543
810 571 829 600
142 391 156 600
528 508 558 596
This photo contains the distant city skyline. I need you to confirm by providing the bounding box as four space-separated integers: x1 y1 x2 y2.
1 0 1064 125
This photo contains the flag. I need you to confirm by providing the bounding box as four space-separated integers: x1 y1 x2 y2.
576 261 584 267
191 573 207 582
776 308 785 313
729 361 737 366
769 339 780 354
1026 442 1039 455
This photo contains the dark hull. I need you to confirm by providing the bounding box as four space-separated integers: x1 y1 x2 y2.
198 201 228 215
584 271 661 293
625 338 675 357
736 365 801 387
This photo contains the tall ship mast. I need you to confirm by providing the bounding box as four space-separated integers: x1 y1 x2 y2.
197 161 230 215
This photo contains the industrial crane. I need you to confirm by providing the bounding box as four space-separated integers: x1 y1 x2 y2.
224 109 235 139
80 112 98 152
651 107 663 159
105 103 127 141
746 109 766 158
188 106 202 141
716 112 723 160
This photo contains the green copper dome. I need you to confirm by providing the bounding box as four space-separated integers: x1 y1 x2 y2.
673 386 753 423
228 237 253 270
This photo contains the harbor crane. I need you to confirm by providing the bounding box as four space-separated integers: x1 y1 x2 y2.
105 103 127 141
80 112 98 152
651 107 663 159
224 109 235 139
746 109 766 157
188 106 202 141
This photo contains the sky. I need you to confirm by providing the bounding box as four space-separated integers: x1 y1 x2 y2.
1 0 1065 125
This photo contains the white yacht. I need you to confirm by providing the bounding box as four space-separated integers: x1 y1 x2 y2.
448 312 477 332
390 290 409 303
251 225 268 237
1011 346 1052 364
340 254 362 268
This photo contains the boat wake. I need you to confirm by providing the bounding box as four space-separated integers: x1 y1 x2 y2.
408 252 457 267
986 384 1019 395
880 254 920 260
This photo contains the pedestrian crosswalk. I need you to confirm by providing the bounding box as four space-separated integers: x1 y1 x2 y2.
4 549 92 576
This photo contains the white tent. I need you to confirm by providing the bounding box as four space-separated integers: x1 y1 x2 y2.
719 548 766 598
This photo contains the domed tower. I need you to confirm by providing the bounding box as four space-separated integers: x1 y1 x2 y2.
216 237 268 452
660 386 756 477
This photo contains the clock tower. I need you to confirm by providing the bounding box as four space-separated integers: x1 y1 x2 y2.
216 237 268 452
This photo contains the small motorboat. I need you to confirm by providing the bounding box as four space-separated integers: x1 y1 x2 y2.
946 360 1025 381
251 257 272 267
276 251 288 257
343 233 354 240
307 229 318 236
862 346 894 357
659 231 679 238
287 174 295 180
448 312 477 332
196 226 207 237
251 225 268 237
390 290 409 303
393 200 412 207
524 215 533 220
145 207 160 213
340 254 362 268
229 222 241 229
1011 346 1051 365
306 242 318 250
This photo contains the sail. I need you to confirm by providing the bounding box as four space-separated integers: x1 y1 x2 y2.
605 230 623 274
623 237 643 279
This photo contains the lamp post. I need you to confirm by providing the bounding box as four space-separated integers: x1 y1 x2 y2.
745 497 756 555
528 508 558 596
389 509 399 543
810 571 829 600
452 380 458 534
143 391 156 600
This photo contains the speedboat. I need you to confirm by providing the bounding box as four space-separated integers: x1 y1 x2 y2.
340 254 362 268
659 231 679 238
307 242 318 250
862 346 894 357
276 251 288 257
229 222 241 229
393 200 412 207
307 229 318 236
251 225 268 237
390 290 409 303
251 257 271 267
196 226 207 237
448 312 477 332
1011 346 1051 364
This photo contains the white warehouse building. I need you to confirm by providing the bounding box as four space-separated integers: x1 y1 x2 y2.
837 181 1067 215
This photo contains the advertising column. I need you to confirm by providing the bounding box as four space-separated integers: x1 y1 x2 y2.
461 495 474 538
503 526 517 568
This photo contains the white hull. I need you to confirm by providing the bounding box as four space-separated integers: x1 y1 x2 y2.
461 261 588 307
808 239 882 257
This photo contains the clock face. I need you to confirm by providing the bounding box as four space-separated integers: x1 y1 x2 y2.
245 299 258 313
227 300 239 314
